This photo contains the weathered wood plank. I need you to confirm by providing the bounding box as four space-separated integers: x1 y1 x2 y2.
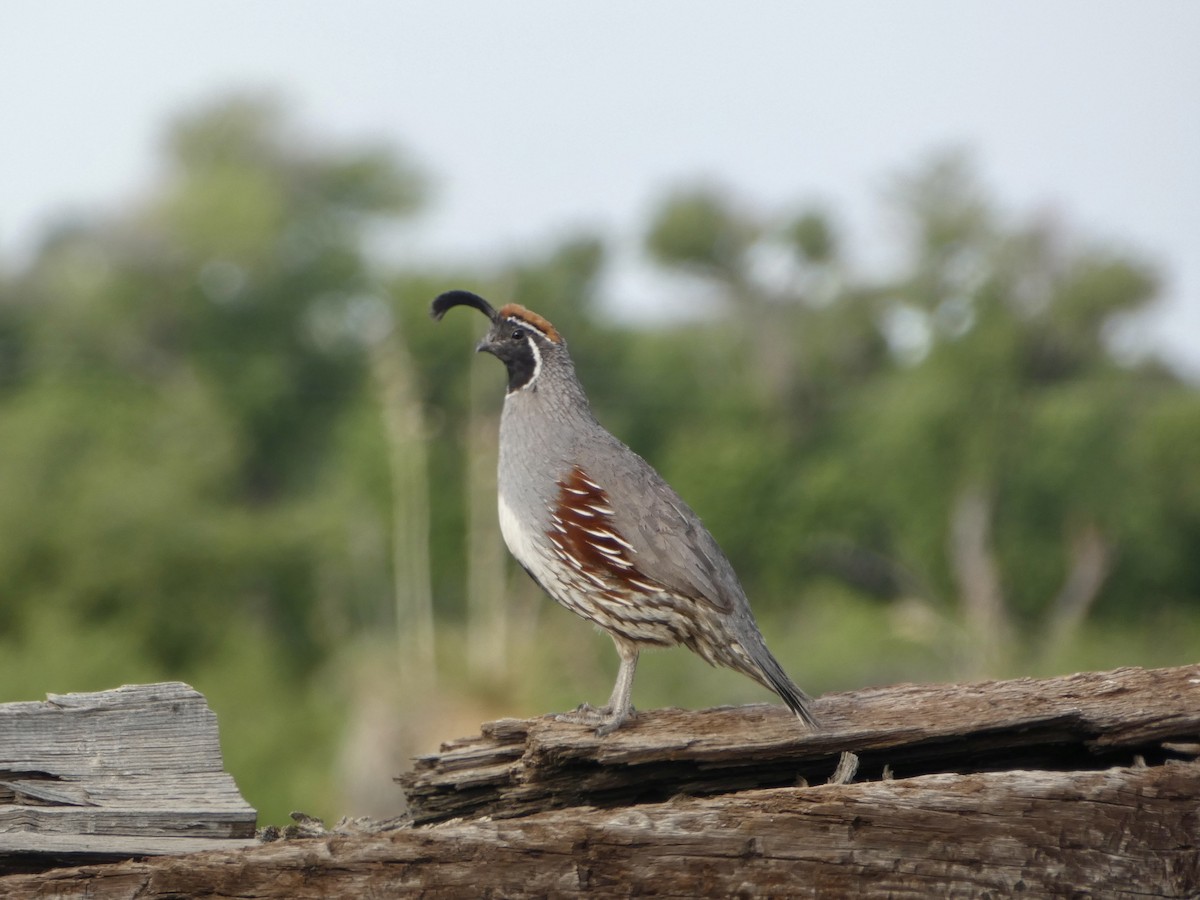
0 683 224 773
0 683 257 870
399 664 1200 823
2 761 1196 898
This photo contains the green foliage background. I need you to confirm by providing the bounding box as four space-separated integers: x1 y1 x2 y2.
2 96 1198 825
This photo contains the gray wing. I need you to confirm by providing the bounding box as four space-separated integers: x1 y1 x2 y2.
575 434 745 615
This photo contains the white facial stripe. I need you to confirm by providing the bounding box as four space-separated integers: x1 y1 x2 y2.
525 335 542 389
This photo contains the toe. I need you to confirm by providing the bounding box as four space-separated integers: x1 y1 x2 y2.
595 709 634 737
554 703 613 726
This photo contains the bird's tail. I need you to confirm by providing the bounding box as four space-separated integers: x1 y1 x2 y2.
740 631 820 730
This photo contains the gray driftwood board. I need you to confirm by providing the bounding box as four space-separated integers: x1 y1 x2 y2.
0 682 256 871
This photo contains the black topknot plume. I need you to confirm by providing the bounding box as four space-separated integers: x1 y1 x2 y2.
430 290 498 323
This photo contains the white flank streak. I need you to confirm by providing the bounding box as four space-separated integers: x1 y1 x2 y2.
627 577 659 592
582 569 609 589
565 486 589 495
583 527 635 552
587 504 615 515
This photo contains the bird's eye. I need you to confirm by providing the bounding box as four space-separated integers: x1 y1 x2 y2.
510 328 527 341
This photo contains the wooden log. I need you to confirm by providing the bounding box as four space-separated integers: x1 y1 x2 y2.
0 682 257 873
2 666 1197 895
0 761 1196 898
399 663 1200 824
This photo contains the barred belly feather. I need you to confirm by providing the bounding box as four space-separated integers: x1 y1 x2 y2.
516 465 693 647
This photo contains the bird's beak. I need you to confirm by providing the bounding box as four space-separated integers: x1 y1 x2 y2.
475 337 495 355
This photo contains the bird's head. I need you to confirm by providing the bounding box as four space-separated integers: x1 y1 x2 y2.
431 290 564 394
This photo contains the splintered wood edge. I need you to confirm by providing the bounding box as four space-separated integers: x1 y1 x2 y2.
42 682 204 709
396 663 1200 823
443 664 1200 759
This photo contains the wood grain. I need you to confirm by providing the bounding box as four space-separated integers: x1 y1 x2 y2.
0 682 257 872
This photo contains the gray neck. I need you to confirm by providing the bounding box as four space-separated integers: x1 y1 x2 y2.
498 346 600 503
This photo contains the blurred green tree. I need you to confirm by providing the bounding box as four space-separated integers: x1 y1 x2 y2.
838 152 1189 673
641 153 1200 676
157 94 425 500
0 94 428 823
1 94 427 662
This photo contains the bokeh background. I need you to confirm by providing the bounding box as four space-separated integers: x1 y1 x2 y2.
2 3 1198 825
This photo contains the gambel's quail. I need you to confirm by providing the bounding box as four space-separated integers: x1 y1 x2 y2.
432 290 819 735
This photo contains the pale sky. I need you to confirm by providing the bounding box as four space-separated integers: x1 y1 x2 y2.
3 2 1198 372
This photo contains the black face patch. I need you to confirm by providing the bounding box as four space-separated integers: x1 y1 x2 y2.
480 321 540 393
503 337 538 392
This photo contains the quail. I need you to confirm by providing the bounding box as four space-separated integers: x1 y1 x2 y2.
432 290 819 735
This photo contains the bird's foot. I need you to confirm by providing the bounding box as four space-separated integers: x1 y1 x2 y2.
554 702 635 736
554 702 610 726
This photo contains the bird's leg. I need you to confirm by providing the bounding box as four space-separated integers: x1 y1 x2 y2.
554 638 640 735
596 639 639 736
